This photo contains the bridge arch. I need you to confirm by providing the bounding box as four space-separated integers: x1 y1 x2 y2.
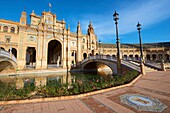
81 58 117 74
0 60 17 72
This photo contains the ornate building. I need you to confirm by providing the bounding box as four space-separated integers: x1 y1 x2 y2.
0 10 98 69
0 10 169 70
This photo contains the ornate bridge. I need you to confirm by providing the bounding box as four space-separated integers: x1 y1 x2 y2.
81 55 141 74
81 55 162 74
0 49 17 70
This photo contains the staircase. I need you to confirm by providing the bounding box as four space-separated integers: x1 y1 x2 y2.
129 61 157 73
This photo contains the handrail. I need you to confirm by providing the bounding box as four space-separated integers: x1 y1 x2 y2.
81 55 117 64
81 55 140 71
0 49 17 64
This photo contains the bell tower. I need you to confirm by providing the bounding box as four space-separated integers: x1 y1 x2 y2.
20 11 27 26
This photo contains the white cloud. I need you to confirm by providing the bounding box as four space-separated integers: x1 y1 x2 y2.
79 0 170 42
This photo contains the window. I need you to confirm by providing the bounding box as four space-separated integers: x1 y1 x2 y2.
71 52 74 56
6 38 10 43
3 26 8 32
92 40 94 44
82 38 85 43
72 42 75 46
5 36 11 43
10 27 15 33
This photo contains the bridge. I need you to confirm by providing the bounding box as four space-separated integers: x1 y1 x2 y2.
81 55 161 74
0 49 17 71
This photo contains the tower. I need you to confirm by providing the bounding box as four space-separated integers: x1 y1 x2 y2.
87 21 97 55
20 11 27 26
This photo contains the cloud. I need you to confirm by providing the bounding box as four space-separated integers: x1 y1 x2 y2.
79 0 170 42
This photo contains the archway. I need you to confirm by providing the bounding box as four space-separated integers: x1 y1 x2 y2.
26 47 36 68
92 50 94 56
146 54 150 60
152 54 156 61
0 47 5 50
106 54 110 58
124 55 127 60
112 54 116 58
48 40 62 67
165 54 169 61
129 55 133 60
12 48 17 58
135 55 139 60
83 53 87 59
158 54 163 61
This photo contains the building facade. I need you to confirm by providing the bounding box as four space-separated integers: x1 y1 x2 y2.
0 10 170 70
0 10 98 69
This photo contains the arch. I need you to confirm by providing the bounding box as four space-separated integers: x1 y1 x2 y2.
10 27 15 33
135 54 139 60
8 48 17 58
124 54 128 60
129 54 133 60
71 51 74 56
152 54 156 61
158 54 163 61
106 54 110 58
82 60 116 74
165 54 169 61
83 53 87 59
0 47 5 50
3 26 8 32
112 54 116 58
82 38 85 43
48 40 62 66
146 54 150 60
0 61 16 72
26 47 36 67
92 50 94 56
96 53 98 55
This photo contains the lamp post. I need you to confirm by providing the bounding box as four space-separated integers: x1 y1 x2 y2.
137 22 145 75
113 11 121 75
99 40 101 54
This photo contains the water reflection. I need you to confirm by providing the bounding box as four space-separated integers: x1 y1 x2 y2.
0 71 112 89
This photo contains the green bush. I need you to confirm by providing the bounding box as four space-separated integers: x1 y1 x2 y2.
0 70 139 100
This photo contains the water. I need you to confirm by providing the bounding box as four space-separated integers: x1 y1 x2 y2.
0 70 138 100
0 71 113 90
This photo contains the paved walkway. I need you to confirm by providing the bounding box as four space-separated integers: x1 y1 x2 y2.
0 70 170 113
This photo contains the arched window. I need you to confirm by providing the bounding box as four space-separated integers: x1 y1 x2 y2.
82 38 85 43
10 27 15 33
3 26 8 32
71 51 74 56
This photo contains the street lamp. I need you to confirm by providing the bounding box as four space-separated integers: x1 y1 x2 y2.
137 22 145 75
99 40 101 55
113 11 121 75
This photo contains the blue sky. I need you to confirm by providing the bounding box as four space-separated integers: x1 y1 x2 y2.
0 0 170 44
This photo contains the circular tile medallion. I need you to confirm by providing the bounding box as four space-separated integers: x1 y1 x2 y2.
120 94 167 112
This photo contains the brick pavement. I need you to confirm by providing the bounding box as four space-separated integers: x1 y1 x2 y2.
0 70 170 113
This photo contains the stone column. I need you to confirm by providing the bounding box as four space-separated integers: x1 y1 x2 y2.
161 60 166 71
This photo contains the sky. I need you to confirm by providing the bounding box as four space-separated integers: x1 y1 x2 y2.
0 0 170 44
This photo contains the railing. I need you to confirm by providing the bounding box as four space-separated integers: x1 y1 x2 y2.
81 55 142 72
144 60 161 70
81 55 117 64
48 64 62 68
125 58 162 70
0 49 17 64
